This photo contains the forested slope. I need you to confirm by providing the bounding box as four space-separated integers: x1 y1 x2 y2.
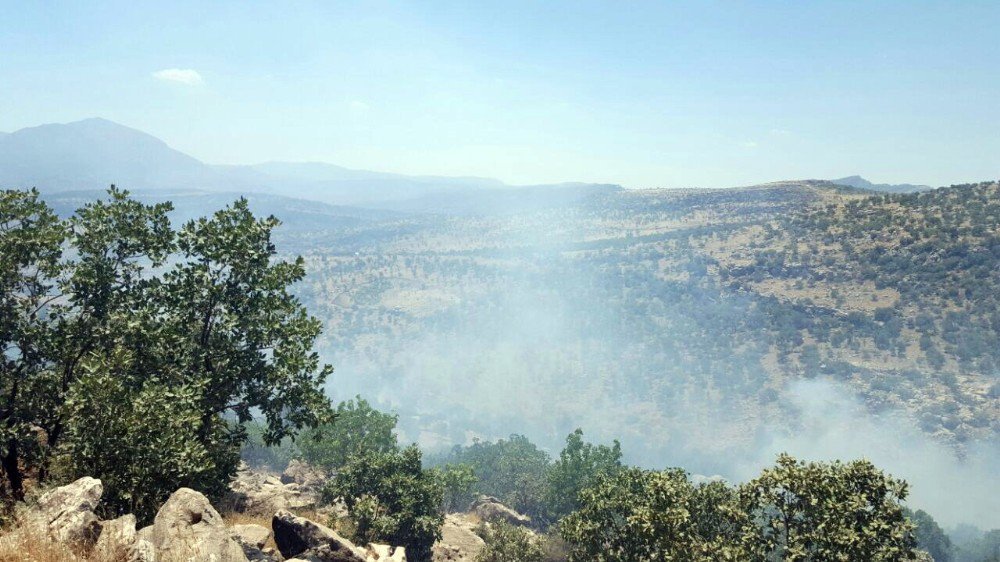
285 180 999 461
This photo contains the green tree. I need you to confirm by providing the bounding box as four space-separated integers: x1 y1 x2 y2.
298 395 398 470
440 435 551 521
906 508 953 562
325 446 444 562
1 188 334 513
738 454 917 562
432 463 478 513
545 428 622 522
159 198 333 462
58 351 216 523
559 467 743 562
0 189 66 503
476 519 545 562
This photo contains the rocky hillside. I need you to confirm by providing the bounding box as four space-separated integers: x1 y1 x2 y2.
0 464 511 562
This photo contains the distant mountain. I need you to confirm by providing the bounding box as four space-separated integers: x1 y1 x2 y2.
831 175 931 193
0 118 220 192
0 118 612 210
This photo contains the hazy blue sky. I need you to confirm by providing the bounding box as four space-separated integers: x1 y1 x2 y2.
2 1 998 187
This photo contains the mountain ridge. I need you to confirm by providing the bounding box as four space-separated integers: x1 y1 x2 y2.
832 175 931 193
0 118 618 209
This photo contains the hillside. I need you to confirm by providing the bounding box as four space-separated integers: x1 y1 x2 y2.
282 180 998 468
2 117 994 477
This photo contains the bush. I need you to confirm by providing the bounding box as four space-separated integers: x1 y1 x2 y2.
298 396 398 471
324 446 443 562
476 520 545 562
544 429 621 523
739 454 917 561
432 463 477 513
437 435 551 521
57 354 219 523
559 467 741 561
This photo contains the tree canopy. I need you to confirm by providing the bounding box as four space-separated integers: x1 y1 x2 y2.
0 187 333 520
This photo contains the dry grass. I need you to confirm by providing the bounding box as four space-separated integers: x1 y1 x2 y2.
222 510 279 551
0 524 123 562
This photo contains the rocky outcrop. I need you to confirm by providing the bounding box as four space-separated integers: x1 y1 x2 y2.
432 514 484 562
282 459 327 491
272 509 405 562
93 513 137 559
469 496 531 527
28 476 103 546
228 463 319 515
148 487 249 562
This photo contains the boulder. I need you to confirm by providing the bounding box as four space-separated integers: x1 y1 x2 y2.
469 496 531 527
232 523 272 549
281 459 327 490
272 509 366 561
228 464 317 515
130 538 157 562
29 476 103 546
231 523 281 561
432 514 484 562
94 513 137 559
148 487 249 562
272 509 405 562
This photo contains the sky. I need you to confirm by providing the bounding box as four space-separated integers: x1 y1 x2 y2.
2 1 999 188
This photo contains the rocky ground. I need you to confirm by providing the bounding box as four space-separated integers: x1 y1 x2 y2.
0 461 529 562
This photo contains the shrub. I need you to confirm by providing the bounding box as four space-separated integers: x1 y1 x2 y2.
297 396 398 471
324 446 443 562
476 520 545 562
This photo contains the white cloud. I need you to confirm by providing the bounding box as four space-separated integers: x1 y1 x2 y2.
349 100 371 113
152 68 203 85
740 140 759 148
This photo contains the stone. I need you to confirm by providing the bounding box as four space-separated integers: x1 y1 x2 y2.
364 543 406 561
231 523 272 549
469 496 531 527
272 509 366 561
281 459 327 490
94 513 137 559
232 523 278 561
227 464 317 516
432 514 484 562
129 538 156 562
271 509 404 561
148 487 249 562
30 476 103 546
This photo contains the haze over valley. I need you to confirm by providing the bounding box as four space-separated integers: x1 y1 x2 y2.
3 118 997 528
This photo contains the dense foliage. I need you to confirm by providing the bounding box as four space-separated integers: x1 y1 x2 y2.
431 463 477 513
544 429 622 522
559 467 744 561
435 434 552 521
297 395 399 471
0 187 333 521
908 508 954 562
739 454 916 561
476 520 545 562
324 445 444 562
